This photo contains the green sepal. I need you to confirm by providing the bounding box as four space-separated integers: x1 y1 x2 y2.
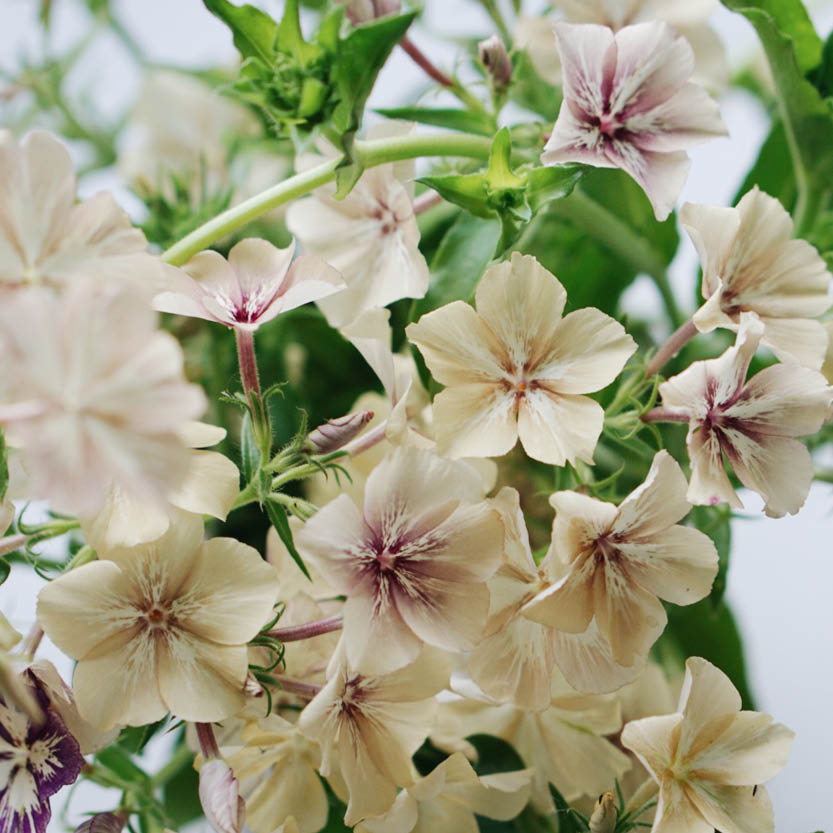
547 783 590 832
264 497 312 580
202 0 279 65
375 105 497 136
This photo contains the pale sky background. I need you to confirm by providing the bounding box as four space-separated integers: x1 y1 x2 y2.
1 0 832 830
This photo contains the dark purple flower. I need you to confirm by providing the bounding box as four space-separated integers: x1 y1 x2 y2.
0 683 84 833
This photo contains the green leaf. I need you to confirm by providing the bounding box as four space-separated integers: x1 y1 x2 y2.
418 172 493 218
161 750 202 827
0 560 9 586
689 506 732 609
264 497 312 580
117 719 168 754
508 51 562 121
413 212 501 317
525 165 584 213
277 0 321 65
735 121 796 209
0 429 8 501
548 784 589 833
202 0 278 66
95 745 150 785
467 733 526 775
375 105 497 136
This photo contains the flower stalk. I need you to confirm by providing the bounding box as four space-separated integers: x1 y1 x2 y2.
644 318 699 377
266 615 343 642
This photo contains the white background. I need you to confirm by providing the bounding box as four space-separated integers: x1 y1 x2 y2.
1 0 832 830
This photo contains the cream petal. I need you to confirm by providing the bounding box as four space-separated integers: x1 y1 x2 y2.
36 560 138 659
522 566 595 633
613 145 691 222
621 713 682 780
370 645 451 702
157 633 248 722
358 792 418 833
693 285 736 334
406 302 506 386
759 317 828 370
517 390 604 465
168 449 240 520
80 487 171 551
548 490 618 562
553 22 615 118
677 657 742 753
534 307 636 395
72 627 167 729
227 237 294 298
613 450 691 537
681 202 740 298
267 254 346 320
618 526 718 605
686 426 742 509
340 308 397 398
175 536 279 644
473 253 567 370
687 783 774 833
490 487 537 578
340 728 402 826
653 778 714 833
176 421 227 448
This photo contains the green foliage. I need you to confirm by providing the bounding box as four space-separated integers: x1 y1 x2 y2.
547 784 589 833
735 121 796 209
690 505 733 609
376 105 498 136
468 733 526 775
507 52 562 122
161 750 203 827
264 497 311 579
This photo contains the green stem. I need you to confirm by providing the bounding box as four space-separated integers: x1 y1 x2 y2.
162 132 493 265
549 189 685 329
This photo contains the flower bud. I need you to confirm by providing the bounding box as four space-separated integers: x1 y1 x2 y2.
199 759 246 833
479 35 512 92
589 791 616 833
342 0 401 24
74 813 125 833
306 410 374 453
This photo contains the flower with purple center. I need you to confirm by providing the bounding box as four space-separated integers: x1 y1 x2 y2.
0 682 84 833
541 21 726 220
153 237 344 332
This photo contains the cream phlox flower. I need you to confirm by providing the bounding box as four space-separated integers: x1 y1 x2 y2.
407 253 636 465
683 187 832 369
81 421 240 550
223 714 328 833
153 238 344 331
541 21 726 220
298 646 451 826
658 314 833 517
622 657 793 833
285 125 430 328
523 451 718 668
0 281 206 516
296 446 502 675
450 676 631 812
36 512 279 729
357 752 533 833
469 487 647 705
0 129 170 293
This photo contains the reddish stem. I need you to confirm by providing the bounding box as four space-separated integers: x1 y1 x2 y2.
641 407 690 424
272 675 323 699
413 189 443 215
644 319 698 378
235 327 261 399
195 722 221 760
400 36 455 88
21 624 43 657
267 615 343 642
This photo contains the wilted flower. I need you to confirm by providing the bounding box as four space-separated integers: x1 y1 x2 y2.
541 21 726 220
622 657 793 833
285 125 430 328
683 187 832 369
479 35 512 92
407 253 635 465
523 451 718 668
298 646 451 826
153 238 344 331
357 752 532 833
37 512 279 729
0 282 206 516
0 130 171 293
296 447 503 674
658 314 833 517
199 759 246 833
81 421 240 550
0 677 85 833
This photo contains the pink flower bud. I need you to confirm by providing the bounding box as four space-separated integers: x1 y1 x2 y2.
199 760 245 833
589 792 616 833
478 35 512 91
306 410 373 453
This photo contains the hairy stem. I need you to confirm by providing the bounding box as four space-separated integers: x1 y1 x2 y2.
641 407 689 424
195 722 220 760
162 132 493 265
644 318 698 377
267 615 343 642
235 328 261 399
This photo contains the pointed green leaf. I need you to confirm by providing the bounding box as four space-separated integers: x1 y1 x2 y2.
375 105 497 136
240 412 261 486
417 173 492 218
547 784 589 833
486 127 524 190
202 0 278 66
525 164 584 211
264 497 312 580
277 0 322 65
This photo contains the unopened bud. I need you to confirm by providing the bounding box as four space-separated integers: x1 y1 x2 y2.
74 813 126 833
199 759 246 833
589 791 616 833
342 0 401 24
479 35 512 92
306 411 374 453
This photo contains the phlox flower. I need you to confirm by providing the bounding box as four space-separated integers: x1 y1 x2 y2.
0 282 206 516
36 512 279 729
0 130 171 293
468 487 649 706
523 451 718 668
356 752 532 833
0 675 84 833
541 21 726 220
622 657 793 833
406 252 636 466
683 187 832 369
285 125 430 328
153 238 344 331
298 646 451 826
296 447 503 675
658 313 833 517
